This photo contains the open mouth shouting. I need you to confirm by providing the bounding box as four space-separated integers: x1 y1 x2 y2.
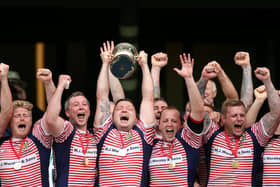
77 112 85 119
18 124 27 131
233 123 243 135
120 116 129 124
165 128 175 138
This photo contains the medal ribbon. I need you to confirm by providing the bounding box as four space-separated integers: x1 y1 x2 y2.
160 140 174 159
9 137 27 160
119 132 125 149
77 131 90 156
224 131 240 158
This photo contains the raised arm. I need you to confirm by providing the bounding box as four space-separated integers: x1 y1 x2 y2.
196 62 218 106
106 41 125 103
212 61 239 101
151 52 168 98
94 41 112 128
36 68 56 103
0 63 13 136
174 53 204 121
246 85 267 127
138 50 156 125
109 68 125 103
234 51 253 109
254 67 280 135
45 74 71 137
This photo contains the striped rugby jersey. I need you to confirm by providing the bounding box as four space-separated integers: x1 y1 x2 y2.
0 119 52 187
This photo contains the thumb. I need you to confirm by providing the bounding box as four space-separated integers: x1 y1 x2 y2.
173 68 180 75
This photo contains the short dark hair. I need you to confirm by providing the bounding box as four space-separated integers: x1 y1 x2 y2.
154 97 168 104
114 98 135 108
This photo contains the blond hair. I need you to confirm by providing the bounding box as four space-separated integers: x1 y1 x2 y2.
12 100 33 112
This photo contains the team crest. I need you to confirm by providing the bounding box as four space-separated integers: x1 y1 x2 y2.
22 141 28 151
90 137 95 142
126 132 133 140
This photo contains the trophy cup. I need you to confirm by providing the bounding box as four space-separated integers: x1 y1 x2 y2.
110 42 138 79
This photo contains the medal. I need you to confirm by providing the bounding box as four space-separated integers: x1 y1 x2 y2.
14 162 22 170
161 140 175 169
9 137 27 171
168 161 176 169
78 131 90 165
224 131 241 169
84 157 89 166
232 160 239 169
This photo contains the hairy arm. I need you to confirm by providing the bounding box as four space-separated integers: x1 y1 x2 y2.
151 52 168 98
255 68 280 135
174 53 204 121
0 63 13 136
139 51 156 125
36 68 56 103
196 78 208 98
109 68 125 103
45 75 71 137
216 67 239 101
94 41 112 128
234 52 253 109
246 85 267 127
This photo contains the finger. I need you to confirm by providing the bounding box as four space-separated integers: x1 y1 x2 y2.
107 41 111 52
183 53 187 62
39 69 50 75
173 68 180 74
191 58 194 66
187 53 191 62
100 47 104 53
179 54 184 64
111 41 115 52
65 80 70 89
103 42 107 52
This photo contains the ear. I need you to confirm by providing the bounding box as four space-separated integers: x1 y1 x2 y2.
213 90 217 98
65 110 70 118
220 113 226 124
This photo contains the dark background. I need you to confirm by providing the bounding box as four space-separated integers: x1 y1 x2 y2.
1 2 280 125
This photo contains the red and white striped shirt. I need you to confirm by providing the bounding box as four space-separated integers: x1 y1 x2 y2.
149 122 202 186
52 120 97 186
0 119 52 187
203 120 271 186
263 135 280 186
94 118 155 187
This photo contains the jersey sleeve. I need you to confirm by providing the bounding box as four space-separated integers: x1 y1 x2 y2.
93 117 112 144
202 119 220 144
136 118 155 145
53 120 74 143
251 119 273 146
32 119 53 148
181 116 203 149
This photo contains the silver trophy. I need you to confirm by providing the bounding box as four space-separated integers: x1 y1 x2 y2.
110 42 138 79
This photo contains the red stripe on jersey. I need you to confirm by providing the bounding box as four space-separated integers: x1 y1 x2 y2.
204 120 271 186
95 119 154 186
0 120 52 187
53 121 97 186
263 136 280 186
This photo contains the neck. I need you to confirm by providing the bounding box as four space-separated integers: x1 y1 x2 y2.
75 124 87 131
117 126 131 132
11 135 26 139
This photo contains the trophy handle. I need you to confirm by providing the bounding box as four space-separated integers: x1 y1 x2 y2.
135 55 139 61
